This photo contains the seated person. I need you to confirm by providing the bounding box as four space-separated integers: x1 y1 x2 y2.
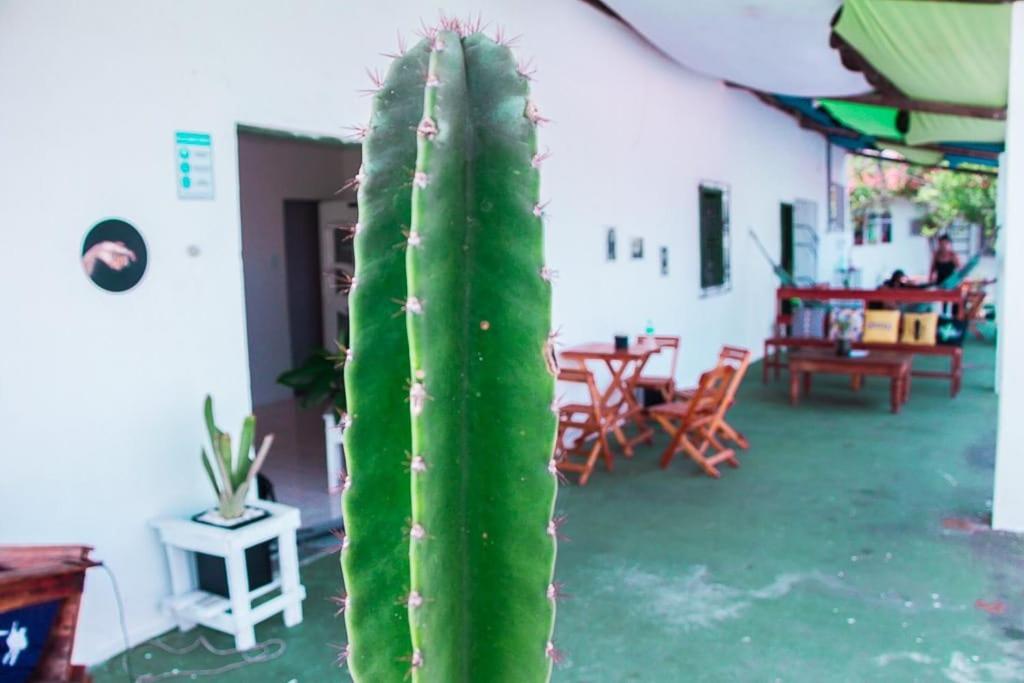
869 269 919 310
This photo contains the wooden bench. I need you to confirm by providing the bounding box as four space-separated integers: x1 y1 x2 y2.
763 286 967 397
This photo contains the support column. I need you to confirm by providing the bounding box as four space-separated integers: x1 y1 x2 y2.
993 3 1024 531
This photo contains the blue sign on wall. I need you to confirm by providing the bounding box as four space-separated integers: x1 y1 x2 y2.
175 131 214 200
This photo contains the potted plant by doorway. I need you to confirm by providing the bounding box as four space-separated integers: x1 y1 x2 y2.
193 395 276 597
277 347 347 490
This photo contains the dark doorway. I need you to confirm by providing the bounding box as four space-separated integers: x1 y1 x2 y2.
237 128 361 531
283 200 324 370
780 202 795 316
780 202 795 276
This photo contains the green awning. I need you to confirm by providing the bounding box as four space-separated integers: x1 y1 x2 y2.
820 99 902 139
876 143 943 167
834 0 1011 107
905 113 1006 147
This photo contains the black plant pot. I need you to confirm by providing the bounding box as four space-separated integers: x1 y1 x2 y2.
836 338 852 357
195 541 274 599
191 507 274 598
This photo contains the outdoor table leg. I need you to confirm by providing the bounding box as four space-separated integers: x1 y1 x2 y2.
789 370 800 406
620 357 655 437
890 376 902 414
802 371 812 396
602 358 653 458
610 417 632 456
599 360 634 457
762 341 770 383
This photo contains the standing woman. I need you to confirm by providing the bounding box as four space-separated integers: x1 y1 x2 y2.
931 234 962 316
930 234 962 286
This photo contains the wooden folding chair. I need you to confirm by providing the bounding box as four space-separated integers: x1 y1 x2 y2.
650 365 739 477
675 345 752 450
554 365 614 485
635 335 682 402
964 287 988 341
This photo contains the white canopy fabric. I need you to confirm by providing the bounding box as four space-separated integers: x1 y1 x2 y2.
601 0 871 97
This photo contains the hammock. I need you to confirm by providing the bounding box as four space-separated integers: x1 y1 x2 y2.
938 253 981 289
749 228 799 287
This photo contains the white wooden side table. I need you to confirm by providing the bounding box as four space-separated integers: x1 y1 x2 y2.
151 500 306 650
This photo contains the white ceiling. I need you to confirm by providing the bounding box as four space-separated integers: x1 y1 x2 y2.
601 0 872 97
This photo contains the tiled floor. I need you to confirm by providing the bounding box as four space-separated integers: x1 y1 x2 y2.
256 397 341 530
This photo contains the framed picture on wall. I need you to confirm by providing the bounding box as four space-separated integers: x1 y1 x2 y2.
631 238 644 260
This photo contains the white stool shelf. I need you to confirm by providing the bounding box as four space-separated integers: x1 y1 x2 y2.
151 500 306 650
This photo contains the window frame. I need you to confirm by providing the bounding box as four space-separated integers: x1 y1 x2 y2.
698 180 732 298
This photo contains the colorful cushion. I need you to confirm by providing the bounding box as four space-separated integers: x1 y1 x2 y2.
791 307 827 339
936 317 967 346
901 312 938 346
862 310 901 344
829 307 864 342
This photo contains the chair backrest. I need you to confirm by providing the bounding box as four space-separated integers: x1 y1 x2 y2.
556 365 602 408
719 345 751 371
716 346 751 410
964 290 986 317
684 365 736 422
637 334 682 378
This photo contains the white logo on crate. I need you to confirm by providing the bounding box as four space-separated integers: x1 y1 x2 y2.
0 620 29 666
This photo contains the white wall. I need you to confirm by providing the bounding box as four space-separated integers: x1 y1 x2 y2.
993 3 1024 532
849 198 933 287
237 133 359 407
0 0 832 663
817 144 852 287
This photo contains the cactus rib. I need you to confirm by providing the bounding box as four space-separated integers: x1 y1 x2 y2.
405 30 557 682
341 41 430 682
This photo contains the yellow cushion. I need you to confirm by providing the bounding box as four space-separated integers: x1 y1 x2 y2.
901 312 939 346
862 310 901 344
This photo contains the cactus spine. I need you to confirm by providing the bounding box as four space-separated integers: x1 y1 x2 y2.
342 24 558 683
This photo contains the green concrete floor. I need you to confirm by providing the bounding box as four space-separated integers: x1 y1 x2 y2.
95 336 1024 682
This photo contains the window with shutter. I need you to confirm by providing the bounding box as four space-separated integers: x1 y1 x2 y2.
699 183 731 295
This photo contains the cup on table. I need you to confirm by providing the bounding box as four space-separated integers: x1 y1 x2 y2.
614 334 629 350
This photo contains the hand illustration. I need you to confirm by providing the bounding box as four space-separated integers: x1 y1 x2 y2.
82 240 137 275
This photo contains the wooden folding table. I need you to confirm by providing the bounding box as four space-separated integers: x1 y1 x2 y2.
561 340 659 457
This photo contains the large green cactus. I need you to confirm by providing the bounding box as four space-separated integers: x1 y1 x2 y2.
342 22 559 683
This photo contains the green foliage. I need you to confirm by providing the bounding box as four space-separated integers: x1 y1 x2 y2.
201 395 274 519
915 170 998 241
276 348 346 414
341 24 558 683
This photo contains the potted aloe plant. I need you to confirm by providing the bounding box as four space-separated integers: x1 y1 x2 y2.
194 395 276 597
198 395 274 524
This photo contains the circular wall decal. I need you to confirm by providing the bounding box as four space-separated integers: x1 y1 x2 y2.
81 219 148 292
